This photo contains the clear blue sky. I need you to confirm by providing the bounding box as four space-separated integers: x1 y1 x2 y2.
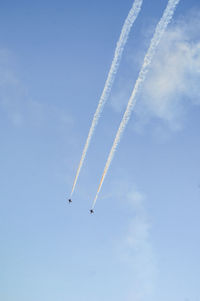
0 1 200 300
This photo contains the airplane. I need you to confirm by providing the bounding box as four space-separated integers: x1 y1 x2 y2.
68 199 72 203
90 209 94 214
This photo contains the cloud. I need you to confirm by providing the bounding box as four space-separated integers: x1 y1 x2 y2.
110 9 200 135
0 49 25 126
126 191 157 301
137 10 200 131
113 183 157 301
0 49 73 128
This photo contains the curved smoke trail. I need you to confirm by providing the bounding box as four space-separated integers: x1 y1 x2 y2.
92 0 181 209
70 0 143 197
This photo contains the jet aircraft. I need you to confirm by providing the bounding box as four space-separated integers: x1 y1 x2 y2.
90 209 94 214
68 199 72 203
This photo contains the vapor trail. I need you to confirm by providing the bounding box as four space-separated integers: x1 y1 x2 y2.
70 0 143 197
92 0 181 209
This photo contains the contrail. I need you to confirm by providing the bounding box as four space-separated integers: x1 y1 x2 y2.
92 0 181 209
70 0 143 197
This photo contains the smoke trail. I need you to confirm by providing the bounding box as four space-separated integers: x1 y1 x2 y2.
92 0 181 209
70 0 143 197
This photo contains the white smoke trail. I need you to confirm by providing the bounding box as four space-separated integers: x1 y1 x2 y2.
92 0 181 209
70 0 143 197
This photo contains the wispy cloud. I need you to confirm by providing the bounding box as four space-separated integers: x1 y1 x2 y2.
110 9 200 135
118 186 157 301
0 49 26 126
0 49 73 128
137 9 200 132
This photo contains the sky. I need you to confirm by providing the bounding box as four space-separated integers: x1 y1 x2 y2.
0 0 200 300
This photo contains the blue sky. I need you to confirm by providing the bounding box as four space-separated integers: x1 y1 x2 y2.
0 0 200 300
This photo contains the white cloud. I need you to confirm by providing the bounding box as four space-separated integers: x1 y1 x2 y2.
138 10 200 131
127 189 145 208
0 49 73 128
113 183 157 301
126 191 156 301
110 10 200 135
